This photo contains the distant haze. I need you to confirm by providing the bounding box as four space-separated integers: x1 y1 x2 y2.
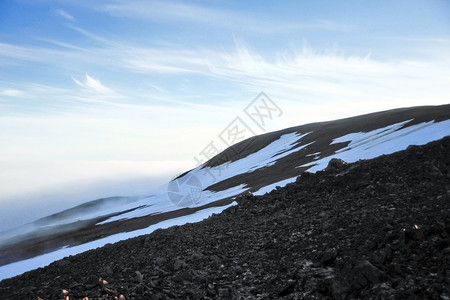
0 160 192 232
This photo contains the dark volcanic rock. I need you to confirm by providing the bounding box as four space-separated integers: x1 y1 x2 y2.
325 158 347 171
1 136 450 299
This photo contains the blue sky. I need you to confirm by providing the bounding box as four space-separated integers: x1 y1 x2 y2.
0 0 449 228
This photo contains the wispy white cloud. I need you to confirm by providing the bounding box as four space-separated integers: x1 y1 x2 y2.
0 89 24 97
2 30 449 112
67 25 116 46
112 39 450 107
0 42 49 62
0 41 90 66
73 73 117 96
96 0 353 34
145 83 166 93
120 47 210 74
55 8 76 22
100 0 225 25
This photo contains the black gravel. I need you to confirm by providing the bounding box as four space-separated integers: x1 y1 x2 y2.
1 136 449 300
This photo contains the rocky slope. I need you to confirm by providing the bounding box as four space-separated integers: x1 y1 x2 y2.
1 104 449 274
0 136 449 299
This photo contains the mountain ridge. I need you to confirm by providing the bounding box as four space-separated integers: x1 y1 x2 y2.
0 134 448 299
202 104 450 193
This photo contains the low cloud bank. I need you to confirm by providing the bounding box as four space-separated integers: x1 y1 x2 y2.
0 160 192 232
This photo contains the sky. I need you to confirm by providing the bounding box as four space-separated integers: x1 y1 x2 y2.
0 0 449 230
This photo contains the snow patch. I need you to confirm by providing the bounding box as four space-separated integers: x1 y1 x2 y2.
99 184 247 224
253 176 298 196
303 119 450 172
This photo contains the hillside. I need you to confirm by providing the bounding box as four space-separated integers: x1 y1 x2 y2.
1 136 449 299
1 104 449 279
1 104 450 281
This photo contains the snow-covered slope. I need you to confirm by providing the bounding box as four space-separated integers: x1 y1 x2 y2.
1 104 449 281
